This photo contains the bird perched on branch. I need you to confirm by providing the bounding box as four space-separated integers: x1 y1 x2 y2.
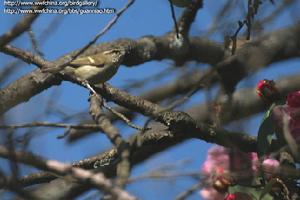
43 49 126 85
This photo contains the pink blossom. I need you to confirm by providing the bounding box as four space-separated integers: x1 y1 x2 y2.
287 91 300 107
262 158 280 168
249 152 259 172
272 104 300 141
200 146 230 200
200 146 279 200
200 146 255 200
202 146 229 175
262 158 280 179
200 188 226 200
256 79 300 141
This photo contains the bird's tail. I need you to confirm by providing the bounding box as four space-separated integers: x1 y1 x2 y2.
41 66 63 74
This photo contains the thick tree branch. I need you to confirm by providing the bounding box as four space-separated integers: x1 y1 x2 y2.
0 70 61 114
1 22 300 116
13 73 300 189
24 73 300 198
0 35 223 115
89 94 131 187
1 2 299 199
0 146 136 200
67 69 217 141
217 22 300 93
189 74 300 125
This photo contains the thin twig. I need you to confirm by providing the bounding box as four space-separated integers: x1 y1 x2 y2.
165 82 205 111
176 0 203 37
0 122 103 130
175 182 203 200
139 68 215 133
230 0 263 55
122 66 174 91
253 0 295 32
27 28 44 57
38 15 64 42
1 45 54 69
103 102 148 131
129 172 201 183
168 0 180 38
0 16 63 86
230 20 246 55
0 0 45 48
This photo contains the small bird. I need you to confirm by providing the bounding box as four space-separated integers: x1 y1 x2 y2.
43 49 125 85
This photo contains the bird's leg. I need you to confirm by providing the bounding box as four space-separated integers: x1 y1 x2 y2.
81 80 102 101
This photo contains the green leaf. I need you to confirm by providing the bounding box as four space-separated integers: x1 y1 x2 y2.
229 185 273 200
170 0 192 7
259 179 278 200
257 103 276 158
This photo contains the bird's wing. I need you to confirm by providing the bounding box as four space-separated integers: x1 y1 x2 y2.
70 56 105 67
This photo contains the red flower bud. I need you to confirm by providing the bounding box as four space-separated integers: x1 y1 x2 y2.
224 192 252 200
256 79 279 103
224 194 236 200
287 91 300 107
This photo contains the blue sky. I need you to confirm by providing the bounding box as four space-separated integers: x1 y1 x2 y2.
1 1 300 199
